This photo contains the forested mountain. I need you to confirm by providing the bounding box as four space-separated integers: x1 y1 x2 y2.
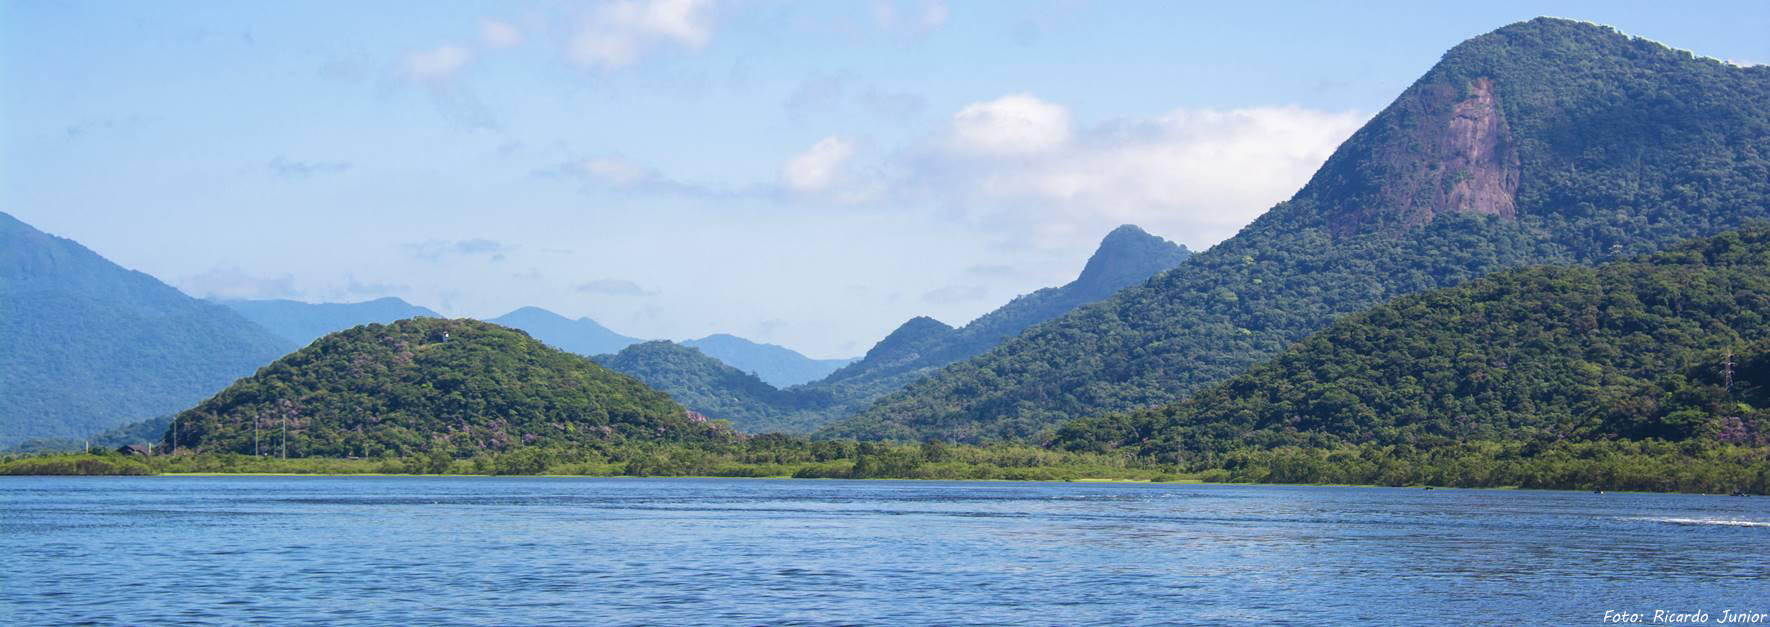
680 334 855 387
0 212 293 446
219 297 441 347
167 318 728 457
828 18 1770 442
1052 227 1770 458
812 225 1189 400
596 341 829 433
592 224 1190 433
485 306 643 356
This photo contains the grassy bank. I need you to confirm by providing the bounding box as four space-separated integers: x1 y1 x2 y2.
5 439 1765 495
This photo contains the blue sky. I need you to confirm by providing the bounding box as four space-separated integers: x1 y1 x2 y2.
4 1 1766 357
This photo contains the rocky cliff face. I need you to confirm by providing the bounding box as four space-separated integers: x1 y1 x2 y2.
1329 75 1522 235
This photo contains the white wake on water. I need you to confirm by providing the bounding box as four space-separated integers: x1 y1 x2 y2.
1631 517 1770 528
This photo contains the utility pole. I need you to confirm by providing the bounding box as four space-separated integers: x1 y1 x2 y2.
1724 350 1736 396
254 412 261 457
281 411 287 460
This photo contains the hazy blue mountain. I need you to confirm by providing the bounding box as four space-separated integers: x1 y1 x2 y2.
681 334 856 387
218 297 441 347
0 212 293 446
485 306 644 356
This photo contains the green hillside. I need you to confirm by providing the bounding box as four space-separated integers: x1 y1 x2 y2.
831 18 1770 442
0 212 293 446
595 341 830 433
1598 339 1770 444
1052 227 1770 458
167 318 729 457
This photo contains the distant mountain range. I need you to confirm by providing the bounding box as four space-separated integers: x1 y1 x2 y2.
825 18 1770 442
0 212 293 446
814 225 1191 398
218 297 441 347
598 224 1192 433
483 306 644 357
680 334 855 387
212 299 851 388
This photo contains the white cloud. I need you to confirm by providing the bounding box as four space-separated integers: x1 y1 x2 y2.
918 1 949 30
915 96 1367 249
577 279 655 297
405 44 473 80
872 0 948 33
947 94 1071 156
581 158 655 186
568 0 717 70
178 266 303 300
481 19 523 48
783 137 855 193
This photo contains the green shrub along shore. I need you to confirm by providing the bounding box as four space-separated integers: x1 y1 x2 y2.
4 437 1766 494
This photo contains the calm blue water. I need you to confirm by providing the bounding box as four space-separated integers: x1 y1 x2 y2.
1 478 1766 625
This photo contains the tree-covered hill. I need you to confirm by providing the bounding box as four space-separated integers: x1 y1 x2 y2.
0 212 293 446
166 318 729 457
1598 338 1770 445
219 297 441 348
1050 227 1770 459
595 341 830 434
830 18 1770 442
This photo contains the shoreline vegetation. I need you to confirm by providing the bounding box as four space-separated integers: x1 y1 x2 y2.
4 438 1766 495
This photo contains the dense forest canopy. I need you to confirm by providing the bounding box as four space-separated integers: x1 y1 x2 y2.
595 341 833 434
1051 226 1770 459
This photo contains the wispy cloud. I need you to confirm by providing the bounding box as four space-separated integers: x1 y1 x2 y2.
480 19 523 48
267 157 352 178
871 0 949 34
568 0 718 70
946 93 1071 156
889 95 1368 249
406 239 516 262
783 73 925 121
783 137 855 193
577 279 656 297
923 284 988 304
405 44 473 80
178 266 303 300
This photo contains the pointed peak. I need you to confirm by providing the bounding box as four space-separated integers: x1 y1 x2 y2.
499 306 565 320
1072 225 1191 294
895 316 956 334
1101 223 1152 241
